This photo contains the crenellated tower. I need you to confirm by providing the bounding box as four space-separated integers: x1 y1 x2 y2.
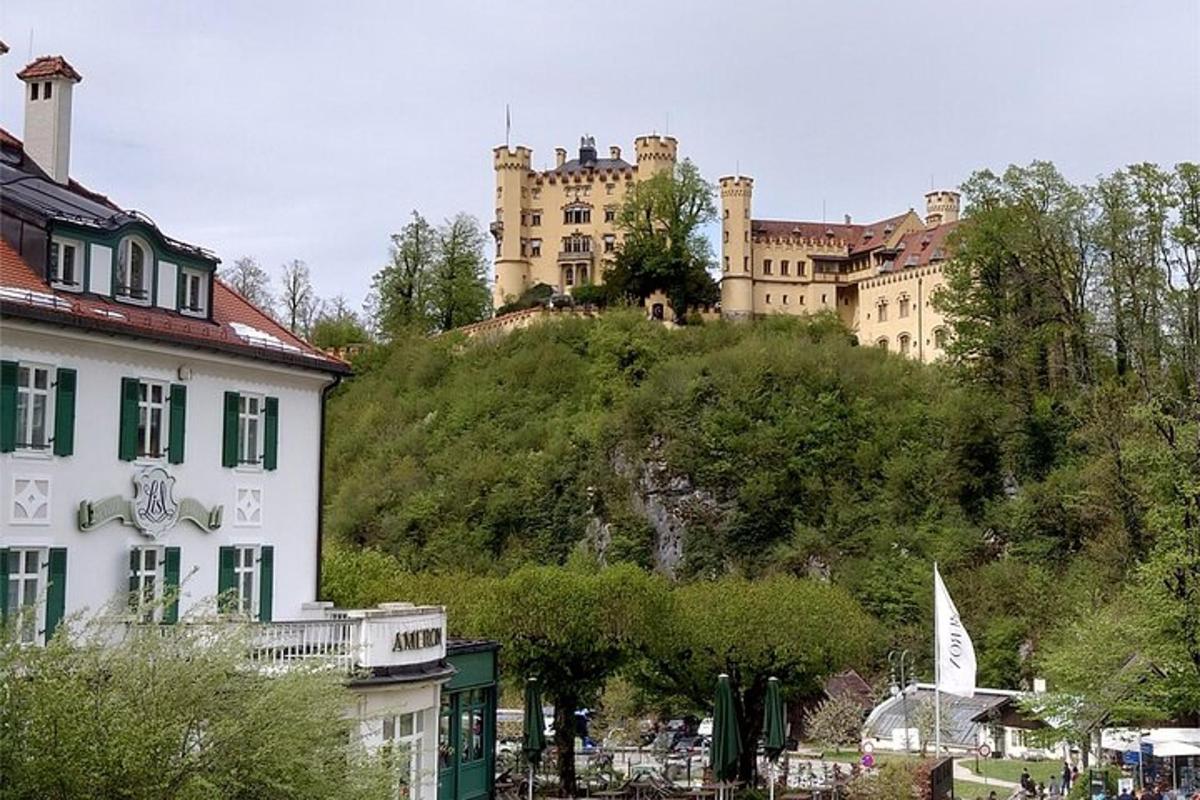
924 190 961 227
719 175 754 320
633 134 678 179
491 145 532 307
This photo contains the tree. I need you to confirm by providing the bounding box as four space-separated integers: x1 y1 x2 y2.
427 214 491 332
221 255 274 311
805 694 869 749
474 564 672 796
279 259 318 338
639 576 877 783
609 159 719 322
0 617 392 800
845 761 920 800
311 295 370 350
371 211 438 336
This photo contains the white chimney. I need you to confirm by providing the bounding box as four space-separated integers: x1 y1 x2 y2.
555 147 567 168
18 56 82 184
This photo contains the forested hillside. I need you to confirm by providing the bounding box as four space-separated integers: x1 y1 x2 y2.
324 161 1200 730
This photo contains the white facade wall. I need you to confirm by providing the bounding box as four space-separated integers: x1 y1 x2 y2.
0 320 333 625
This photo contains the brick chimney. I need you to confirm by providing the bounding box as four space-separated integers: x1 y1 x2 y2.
18 56 82 184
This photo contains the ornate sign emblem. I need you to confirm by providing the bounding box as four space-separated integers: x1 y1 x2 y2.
131 466 180 537
78 467 223 538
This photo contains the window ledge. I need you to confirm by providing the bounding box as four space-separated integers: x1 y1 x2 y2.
114 292 153 307
50 280 84 293
180 307 208 319
11 448 53 460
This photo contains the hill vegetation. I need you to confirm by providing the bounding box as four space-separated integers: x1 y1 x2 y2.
324 160 1200 761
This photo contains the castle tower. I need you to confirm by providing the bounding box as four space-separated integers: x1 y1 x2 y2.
719 175 754 320
924 190 961 227
17 55 83 184
633 134 678 179
492 145 532 307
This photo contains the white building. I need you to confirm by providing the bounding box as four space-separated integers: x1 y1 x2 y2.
0 53 489 800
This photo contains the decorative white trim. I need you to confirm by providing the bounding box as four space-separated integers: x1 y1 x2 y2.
10 474 52 525
234 485 263 527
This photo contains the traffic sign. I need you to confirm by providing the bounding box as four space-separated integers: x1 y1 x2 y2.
977 744 992 758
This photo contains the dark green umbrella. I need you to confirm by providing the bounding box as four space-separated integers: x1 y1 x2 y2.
710 673 742 794
523 678 546 800
762 677 786 800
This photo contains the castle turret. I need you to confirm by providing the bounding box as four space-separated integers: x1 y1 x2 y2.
924 190 961 227
720 175 754 320
492 144 532 307
634 134 677 178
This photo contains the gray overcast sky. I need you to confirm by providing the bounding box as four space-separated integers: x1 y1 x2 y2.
2 1 1197 311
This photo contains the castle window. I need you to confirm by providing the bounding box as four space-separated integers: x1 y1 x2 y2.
797 260 806 276
530 239 542 258
531 211 541 226
562 236 592 254
898 334 911 355
899 296 910 318
564 206 591 225
743 257 749 272
531 188 541 200
765 293 772 304
877 337 888 349
603 235 615 253
934 327 948 349
877 301 888 322
724 209 730 219
782 295 789 305
763 259 773 275
724 256 730 272
745 231 749 242
781 260 790 276
116 237 152 303
564 265 575 287
821 293 827 304
799 295 805 305
723 230 729 243
606 183 615 195
605 207 616 223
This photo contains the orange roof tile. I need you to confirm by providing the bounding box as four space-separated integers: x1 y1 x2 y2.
17 56 82 82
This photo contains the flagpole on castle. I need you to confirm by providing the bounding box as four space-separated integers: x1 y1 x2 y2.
933 562 942 757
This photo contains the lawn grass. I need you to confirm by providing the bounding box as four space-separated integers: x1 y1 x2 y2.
963 756 1061 787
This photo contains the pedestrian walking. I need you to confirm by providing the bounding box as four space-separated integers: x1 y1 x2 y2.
1063 762 1073 791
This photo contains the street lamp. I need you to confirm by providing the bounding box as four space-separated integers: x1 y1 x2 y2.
888 650 913 753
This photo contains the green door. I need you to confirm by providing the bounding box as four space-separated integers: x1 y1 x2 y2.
438 693 459 800
457 688 491 800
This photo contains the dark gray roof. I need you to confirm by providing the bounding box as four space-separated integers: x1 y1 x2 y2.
0 135 215 264
864 684 1013 747
552 157 634 174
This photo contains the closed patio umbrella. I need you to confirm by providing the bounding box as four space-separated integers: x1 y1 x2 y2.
711 674 742 800
762 677 786 800
523 678 547 800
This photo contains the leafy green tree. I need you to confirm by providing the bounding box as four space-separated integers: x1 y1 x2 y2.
804 694 868 749
428 213 492 332
608 159 719 322
0 618 392 800
474 564 673 796
371 211 438 336
845 761 919 800
639 576 877 782
311 295 370 350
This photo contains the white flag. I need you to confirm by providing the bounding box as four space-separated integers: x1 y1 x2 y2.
935 565 976 698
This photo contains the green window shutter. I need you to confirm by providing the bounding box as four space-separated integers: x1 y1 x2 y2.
45 548 67 642
0 360 18 453
118 377 140 461
168 384 187 464
217 546 236 612
222 391 240 467
128 548 140 604
263 396 279 471
0 548 10 618
53 367 77 456
163 547 181 624
257 546 274 622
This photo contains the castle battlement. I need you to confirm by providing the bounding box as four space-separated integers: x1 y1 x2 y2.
493 145 532 170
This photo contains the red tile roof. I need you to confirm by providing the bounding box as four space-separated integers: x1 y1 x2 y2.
753 211 916 254
0 238 348 374
17 56 82 83
886 220 958 270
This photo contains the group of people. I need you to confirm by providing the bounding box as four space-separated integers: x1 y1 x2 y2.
1117 786 1200 800
1011 762 1078 797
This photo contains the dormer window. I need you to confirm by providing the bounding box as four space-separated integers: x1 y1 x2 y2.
49 237 82 290
116 237 152 303
180 268 209 317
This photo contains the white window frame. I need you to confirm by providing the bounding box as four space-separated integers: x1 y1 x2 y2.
116 236 153 305
49 236 84 291
132 545 164 623
137 379 170 461
6 547 46 645
14 362 55 456
180 268 208 317
237 393 265 469
233 545 259 617
383 709 426 800
529 239 542 258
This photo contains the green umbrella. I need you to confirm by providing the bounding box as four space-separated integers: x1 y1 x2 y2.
762 677 786 800
710 673 743 795
523 678 546 800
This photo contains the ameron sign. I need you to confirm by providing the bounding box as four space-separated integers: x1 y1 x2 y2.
393 627 443 652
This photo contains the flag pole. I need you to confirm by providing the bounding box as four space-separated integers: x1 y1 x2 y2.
934 562 942 758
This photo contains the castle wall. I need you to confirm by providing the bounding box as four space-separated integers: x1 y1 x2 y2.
856 264 951 361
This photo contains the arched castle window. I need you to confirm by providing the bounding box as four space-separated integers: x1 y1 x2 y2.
898 293 911 318
898 333 911 355
934 327 948 349
876 337 888 349
876 297 889 323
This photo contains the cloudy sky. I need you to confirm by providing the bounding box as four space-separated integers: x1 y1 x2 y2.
2 1 1197 311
